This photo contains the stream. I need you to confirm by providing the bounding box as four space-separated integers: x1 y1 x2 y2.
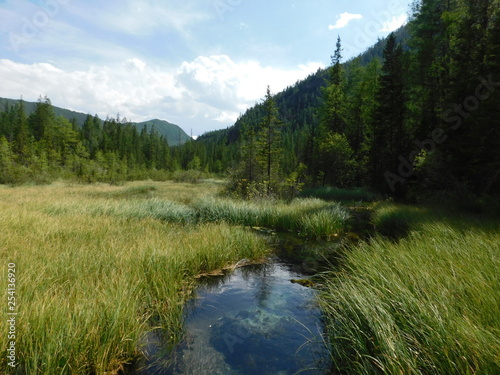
139 259 331 375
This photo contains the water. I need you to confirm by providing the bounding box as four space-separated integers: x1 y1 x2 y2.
140 260 331 375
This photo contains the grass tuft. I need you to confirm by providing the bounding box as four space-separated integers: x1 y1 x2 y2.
193 196 350 239
319 212 500 374
371 202 428 239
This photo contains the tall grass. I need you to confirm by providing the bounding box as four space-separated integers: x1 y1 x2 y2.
193 196 350 239
319 211 500 374
371 202 429 239
0 182 269 374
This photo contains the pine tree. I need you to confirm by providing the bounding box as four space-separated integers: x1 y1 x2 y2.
29 96 55 141
441 0 500 195
82 114 102 158
317 36 350 186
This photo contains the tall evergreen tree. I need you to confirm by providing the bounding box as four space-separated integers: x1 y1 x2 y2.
319 36 346 135
29 96 55 141
257 86 283 195
240 120 259 182
371 33 407 195
13 99 29 161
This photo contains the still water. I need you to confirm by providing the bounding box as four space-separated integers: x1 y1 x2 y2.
140 260 331 375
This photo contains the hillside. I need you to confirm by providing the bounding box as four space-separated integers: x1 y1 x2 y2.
197 25 409 146
0 97 190 146
135 119 191 146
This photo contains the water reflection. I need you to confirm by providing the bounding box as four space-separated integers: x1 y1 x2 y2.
140 261 331 375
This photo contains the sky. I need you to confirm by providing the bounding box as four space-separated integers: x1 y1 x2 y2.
0 0 410 136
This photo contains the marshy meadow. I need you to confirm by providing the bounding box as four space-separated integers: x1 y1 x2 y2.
0 180 498 374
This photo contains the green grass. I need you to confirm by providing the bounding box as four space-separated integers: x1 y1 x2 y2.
319 206 500 374
12 181 486 374
371 202 429 239
193 196 350 239
88 198 196 224
0 180 354 374
0 182 269 374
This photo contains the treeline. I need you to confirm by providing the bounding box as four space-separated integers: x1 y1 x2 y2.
0 97 205 184
193 0 500 208
1 0 499 210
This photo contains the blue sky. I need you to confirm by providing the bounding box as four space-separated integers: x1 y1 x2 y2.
0 0 410 135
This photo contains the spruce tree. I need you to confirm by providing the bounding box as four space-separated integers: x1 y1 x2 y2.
257 86 283 196
370 33 406 195
13 99 29 161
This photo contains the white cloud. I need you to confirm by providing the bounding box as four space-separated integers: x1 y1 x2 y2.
380 14 408 32
329 12 363 30
123 58 146 72
65 0 209 37
175 55 323 124
0 56 323 134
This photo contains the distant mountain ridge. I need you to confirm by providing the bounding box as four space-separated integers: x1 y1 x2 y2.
0 97 190 146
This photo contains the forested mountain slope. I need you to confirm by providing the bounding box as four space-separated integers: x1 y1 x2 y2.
0 97 190 146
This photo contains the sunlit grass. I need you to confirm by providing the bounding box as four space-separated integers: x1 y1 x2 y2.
0 181 268 374
319 205 500 374
193 196 350 239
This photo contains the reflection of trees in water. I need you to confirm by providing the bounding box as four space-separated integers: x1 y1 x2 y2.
158 261 331 374
254 264 273 308
239 262 272 279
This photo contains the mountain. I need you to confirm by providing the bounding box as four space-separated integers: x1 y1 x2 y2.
0 97 190 146
135 119 191 145
197 25 410 146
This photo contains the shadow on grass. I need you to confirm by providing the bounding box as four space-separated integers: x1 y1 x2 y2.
300 186 378 203
371 202 500 240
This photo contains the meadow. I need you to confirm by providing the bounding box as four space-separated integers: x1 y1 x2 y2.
2 180 498 374
0 180 350 374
